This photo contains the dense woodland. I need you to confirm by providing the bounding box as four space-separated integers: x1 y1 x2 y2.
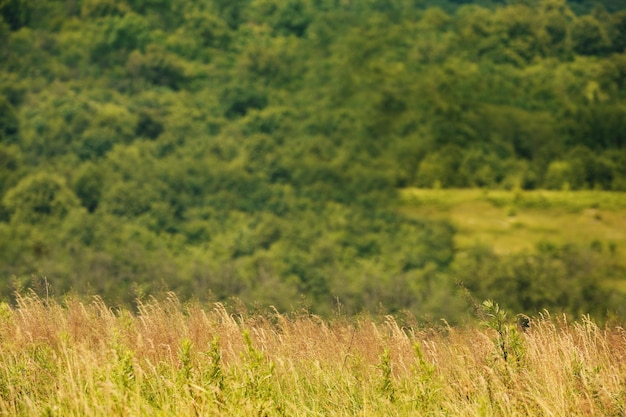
1 0 626 321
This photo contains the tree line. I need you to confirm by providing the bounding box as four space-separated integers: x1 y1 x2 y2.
0 0 625 320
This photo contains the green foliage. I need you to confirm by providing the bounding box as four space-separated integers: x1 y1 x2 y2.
0 0 31 30
456 244 617 318
0 144 21 192
177 338 193 383
377 347 395 402
81 0 129 18
125 44 189 90
545 160 576 190
249 0 313 37
212 0 250 30
205 336 224 391
569 104 626 151
0 0 625 321
72 162 104 212
0 95 19 143
480 300 525 363
3 172 80 224
240 329 276 405
89 17 141 66
415 146 464 188
182 8 231 51
572 15 611 55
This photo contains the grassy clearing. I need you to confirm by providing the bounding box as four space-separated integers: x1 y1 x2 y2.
399 188 626 266
1 293 626 416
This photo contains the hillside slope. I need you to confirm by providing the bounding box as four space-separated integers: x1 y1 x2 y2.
1 0 625 319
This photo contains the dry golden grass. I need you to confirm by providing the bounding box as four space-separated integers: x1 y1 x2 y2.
1 293 626 416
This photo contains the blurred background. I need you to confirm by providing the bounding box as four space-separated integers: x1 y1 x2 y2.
1 0 625 322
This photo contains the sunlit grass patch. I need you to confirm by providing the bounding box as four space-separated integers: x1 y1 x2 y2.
399 188 626 267
400 189 626 212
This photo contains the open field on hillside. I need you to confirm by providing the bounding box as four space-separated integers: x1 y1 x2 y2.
400 189 626 266
1 293 626 416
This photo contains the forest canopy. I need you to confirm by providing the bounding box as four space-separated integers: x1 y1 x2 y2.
1 0 625 321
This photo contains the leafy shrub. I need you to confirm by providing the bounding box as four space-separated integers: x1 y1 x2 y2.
455 244 616 318
3 172 80 223
0 95 19 143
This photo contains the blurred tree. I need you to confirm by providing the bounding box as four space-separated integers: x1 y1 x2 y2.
221 84 268 119
90 12 151 67
125 44 189 89
0 143 22 221
589 154 615 190
69 101 136 159
544 160 575 189
127 0 172 15
536 0 575 56
611 11 626 52
211 0 250 29
3 172 80 223
249 0 313 37
135 110 163 139
102 180 158 218
0 0 30 30
181 8 231 51
455 5 498 59
0 144 21 187
72 162 104 212
565 146 594 188
454 244 612 317
492 4 543 64
0 16 8 47
415 145 463 188
81 0 129 18
605 149 626 190
459 149 503 188
571 15 611 55
569 104 626 150
0 95 18 144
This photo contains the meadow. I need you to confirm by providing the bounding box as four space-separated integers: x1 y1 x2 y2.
2 292 626 416
400 188 626 272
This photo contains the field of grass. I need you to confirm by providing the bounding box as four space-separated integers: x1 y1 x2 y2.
1 293 626 416
399 189 626 266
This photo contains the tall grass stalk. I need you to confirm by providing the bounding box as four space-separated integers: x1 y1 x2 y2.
0 293 625 415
